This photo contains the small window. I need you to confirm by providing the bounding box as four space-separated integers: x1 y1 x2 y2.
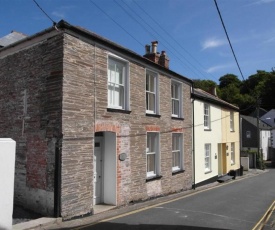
246 131 251 138
205 144 211 172
204 104 210 130
172 133 183 172
108 56 129 110
230 111 234 131
146 70 159 114
171 81 182 118
146 132 160 178
231 143 235 165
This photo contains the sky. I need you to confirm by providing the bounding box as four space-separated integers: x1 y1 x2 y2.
1 0 275 83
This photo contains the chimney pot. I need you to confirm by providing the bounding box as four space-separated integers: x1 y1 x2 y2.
145 44 150 54
151 41 158 53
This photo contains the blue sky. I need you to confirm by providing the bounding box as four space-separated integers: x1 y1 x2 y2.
1 0 275 83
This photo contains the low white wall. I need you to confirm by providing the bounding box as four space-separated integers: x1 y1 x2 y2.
0 138 16 230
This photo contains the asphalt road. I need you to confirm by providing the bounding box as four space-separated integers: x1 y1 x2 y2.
78 168 275 230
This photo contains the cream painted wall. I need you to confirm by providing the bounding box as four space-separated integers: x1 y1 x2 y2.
194 100 222 184
221 109 240 171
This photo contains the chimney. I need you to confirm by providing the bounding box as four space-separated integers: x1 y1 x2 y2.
159 51 169 69
208 86 217 96
143 41 170 69
143 41 160 65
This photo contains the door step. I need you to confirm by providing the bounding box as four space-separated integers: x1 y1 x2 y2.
217 175 233 183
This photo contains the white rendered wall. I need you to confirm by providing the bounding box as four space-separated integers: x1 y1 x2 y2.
261 130 270 160
194 100 222 184
0 138 16 230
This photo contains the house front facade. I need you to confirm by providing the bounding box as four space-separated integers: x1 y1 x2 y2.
241 115 271 162
0 20 193 219
192 88 240 187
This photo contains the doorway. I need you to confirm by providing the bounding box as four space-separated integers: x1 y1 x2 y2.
93 132 117 206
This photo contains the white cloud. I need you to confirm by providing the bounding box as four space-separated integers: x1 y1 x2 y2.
52 11 65 19
246 0 275 6
206 64 231 73
264 36 275 43
51 5 75 19
201 38 226 50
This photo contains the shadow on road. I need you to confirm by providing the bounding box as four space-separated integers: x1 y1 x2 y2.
56 222 231 230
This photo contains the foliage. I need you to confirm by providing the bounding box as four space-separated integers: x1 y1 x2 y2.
193 69 275 115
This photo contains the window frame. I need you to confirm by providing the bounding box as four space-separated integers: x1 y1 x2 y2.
172 133 183 172
230 111 234 131
205 143 211 172
146 132 160 178
146 69 159 114
171 80 182 118
204 103 211 130
107 55 129 110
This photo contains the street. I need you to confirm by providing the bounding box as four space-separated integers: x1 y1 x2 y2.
75 169 275 230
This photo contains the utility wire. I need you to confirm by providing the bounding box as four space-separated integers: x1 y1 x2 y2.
132 0 220 83
114 0 205 78
89 0 144 47
32 0 56 25
214 0 245 81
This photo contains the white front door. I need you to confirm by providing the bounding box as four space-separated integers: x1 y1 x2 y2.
94 138 102 205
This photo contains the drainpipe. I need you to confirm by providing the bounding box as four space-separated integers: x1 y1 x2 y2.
54 138 62 217
192 86 196 190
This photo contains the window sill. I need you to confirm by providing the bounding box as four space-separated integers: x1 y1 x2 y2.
204 129 212 131
146 113 161 118
172 169 185 175
146 175 162 182
171 117 184 120
205 170 212 174
107 108 132 114
230 130 235 133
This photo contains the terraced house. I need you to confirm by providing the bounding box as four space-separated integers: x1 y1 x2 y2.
0 20 193 220
192 88 241 187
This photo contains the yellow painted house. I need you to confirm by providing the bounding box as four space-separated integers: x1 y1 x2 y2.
220 108 240 175
192 88 241 187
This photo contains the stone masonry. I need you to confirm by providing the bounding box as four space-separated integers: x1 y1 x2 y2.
0 21 193 220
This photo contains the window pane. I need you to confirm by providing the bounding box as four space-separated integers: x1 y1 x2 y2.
172 100 179 116
173 151 180 167
147 154 155 173
146 92 155 112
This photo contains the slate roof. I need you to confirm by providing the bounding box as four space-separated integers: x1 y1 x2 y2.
0 31 27 47
0 20 193 85
260 109 275 127
241 115 271 130
192 88 239 111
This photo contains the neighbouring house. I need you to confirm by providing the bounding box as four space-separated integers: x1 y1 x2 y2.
192 88 241 187
0 20 193 220
260 109 275 165
240 115 271 166
0 30 27 48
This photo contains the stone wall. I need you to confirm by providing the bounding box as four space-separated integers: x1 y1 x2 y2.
0 33 63 215
61 33 193 219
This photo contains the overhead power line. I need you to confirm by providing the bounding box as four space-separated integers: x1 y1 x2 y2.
132 0 220 82
113 0 207 79
89 0 144 47
214 0 245 81
32 0 56 25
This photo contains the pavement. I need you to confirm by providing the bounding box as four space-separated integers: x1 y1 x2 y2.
12 168 272 230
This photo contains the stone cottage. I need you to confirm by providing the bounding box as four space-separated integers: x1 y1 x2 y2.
0 20 193 220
